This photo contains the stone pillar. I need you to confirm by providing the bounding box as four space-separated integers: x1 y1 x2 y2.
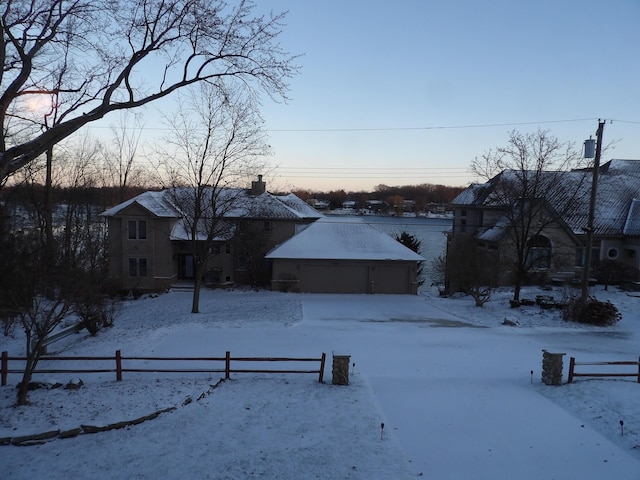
541 350 565 385
332 354 351 385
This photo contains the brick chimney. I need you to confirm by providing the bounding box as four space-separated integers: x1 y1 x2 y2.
251 175 266 195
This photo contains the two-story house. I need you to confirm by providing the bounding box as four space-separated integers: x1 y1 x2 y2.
101 176 322 291
445 159 640 292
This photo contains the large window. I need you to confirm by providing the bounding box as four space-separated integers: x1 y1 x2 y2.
128 257 148 277
525 235 551 269
575 241 601 268
128 220 147 240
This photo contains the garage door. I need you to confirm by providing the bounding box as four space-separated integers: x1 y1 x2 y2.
301 264 369 293
374 265 410 294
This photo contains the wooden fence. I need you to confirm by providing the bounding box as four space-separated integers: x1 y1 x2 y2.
1 350 327 386
567 356 640 383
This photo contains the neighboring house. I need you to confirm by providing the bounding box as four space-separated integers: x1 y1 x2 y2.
266 217 424 294
101 177 322 291
445 159 640 291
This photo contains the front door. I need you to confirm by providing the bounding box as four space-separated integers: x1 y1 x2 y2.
178 254 194 279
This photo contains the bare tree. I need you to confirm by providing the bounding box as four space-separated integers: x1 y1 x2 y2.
445 236 493 306
157 83 270 313
5 136 115 405
100 111 145 203
469 130 588 302
1 0 297 183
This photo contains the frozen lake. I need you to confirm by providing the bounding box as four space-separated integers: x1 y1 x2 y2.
334 214 452 284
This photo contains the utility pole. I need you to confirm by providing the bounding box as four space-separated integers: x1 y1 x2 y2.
580 120 605 304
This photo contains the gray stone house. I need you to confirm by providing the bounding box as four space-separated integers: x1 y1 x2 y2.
445 159 640 291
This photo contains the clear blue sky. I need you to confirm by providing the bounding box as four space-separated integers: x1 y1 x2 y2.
256 0 640 192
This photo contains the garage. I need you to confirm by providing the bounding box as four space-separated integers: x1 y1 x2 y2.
266 217 424 294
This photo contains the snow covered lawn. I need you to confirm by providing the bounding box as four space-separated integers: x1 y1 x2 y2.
1 286 640 479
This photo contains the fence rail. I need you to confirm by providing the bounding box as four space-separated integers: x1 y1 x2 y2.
1 350 327 385
567 356 640 383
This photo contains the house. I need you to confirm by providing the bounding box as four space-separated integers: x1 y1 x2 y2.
101 177 322 291
265 216 424 294
101 177 423 294
445 159 640 291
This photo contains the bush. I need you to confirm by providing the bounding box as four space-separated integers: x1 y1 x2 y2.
594 259 640 288
563 296 621 326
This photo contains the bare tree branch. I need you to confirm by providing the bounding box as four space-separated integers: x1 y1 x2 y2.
1 0 297 181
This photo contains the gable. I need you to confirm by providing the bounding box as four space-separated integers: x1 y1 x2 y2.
624 199 640 236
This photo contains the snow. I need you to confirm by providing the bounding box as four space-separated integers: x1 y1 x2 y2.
2 285 640 479
266 216 425 261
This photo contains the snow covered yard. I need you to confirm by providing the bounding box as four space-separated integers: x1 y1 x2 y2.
1 286 640 479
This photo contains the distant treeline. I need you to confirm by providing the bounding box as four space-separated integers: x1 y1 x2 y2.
287 183 465 211
0 184 151 210
1 182 465 213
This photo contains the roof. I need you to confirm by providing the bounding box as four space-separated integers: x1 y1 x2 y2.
623 199 640 236
452 159 640 237
101 191 181 218
101 188 323 221
265 217 425 261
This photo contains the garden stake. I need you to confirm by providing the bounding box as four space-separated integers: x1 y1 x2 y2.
620 420 624 436
380 422 385 440
352 362 356 375
530 370 533 384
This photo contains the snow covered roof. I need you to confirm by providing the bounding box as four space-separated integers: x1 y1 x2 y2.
101 191 181 218
102 188 323 221
169 219 235 242
623 199 640 236
265 217 425 261
453 159 640 237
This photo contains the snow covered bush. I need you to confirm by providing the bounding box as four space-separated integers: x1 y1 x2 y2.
563 296 621 326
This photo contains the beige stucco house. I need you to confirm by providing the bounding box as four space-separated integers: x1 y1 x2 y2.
101 177 322 291
445 159 640 292
101 177 424 294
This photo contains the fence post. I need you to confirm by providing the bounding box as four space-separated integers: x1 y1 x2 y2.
318 352 326 383
116 350 122 381
1 351 7 386
567 356 575 384
225 351 231 380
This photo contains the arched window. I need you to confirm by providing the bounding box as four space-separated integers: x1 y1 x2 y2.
526 235 551 269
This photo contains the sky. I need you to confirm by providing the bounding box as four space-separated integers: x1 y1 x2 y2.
71 0 640 193
250 0 640 191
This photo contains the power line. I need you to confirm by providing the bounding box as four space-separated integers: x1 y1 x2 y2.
81 116 626 134
266 118 601 133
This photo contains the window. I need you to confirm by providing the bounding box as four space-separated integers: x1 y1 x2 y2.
263 221 272 232
128 257 148 277
525 235 551 269
607 248 618 259
575 241 601 268
460 219 467 233
128 220 147 240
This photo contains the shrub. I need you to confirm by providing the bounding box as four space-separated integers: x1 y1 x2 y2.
594 259 640 289
563 296 621 326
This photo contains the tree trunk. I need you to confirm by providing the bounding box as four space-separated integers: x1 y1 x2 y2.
191 262 206 314
513 279 522 302
16 342 43 406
